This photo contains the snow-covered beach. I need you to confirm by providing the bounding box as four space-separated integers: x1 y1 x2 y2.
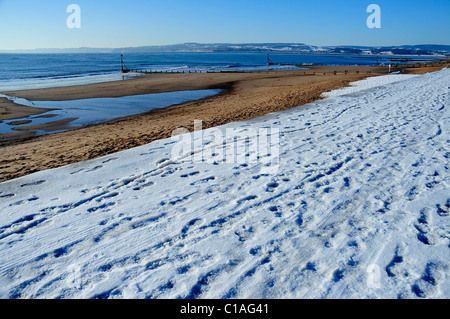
0 69 448 299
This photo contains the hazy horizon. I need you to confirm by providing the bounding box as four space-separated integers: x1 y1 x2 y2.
0 0 449 51
0 42 449 54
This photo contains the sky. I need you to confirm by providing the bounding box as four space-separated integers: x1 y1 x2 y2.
0 0 449 50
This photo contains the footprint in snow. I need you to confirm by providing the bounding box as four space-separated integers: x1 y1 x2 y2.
86 165 103 173
9 196 40 206
237 195 257 204
20 180 46 188
102 157 119 164
411 262 447 298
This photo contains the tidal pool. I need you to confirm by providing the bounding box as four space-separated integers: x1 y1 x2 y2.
0 89 223 136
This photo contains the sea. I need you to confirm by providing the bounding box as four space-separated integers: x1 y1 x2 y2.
0 52 441 91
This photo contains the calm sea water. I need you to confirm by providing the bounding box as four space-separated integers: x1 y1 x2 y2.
0 52 441 91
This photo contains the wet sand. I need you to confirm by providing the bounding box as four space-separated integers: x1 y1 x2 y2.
12 118 78 132
0 64 446 182
0 97 54 121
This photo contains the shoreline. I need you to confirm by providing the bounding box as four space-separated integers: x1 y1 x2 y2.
0 64 446 183
0 97 55 121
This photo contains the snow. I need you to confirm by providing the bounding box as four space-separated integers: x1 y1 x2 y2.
321 74 417 98
0 69 449 299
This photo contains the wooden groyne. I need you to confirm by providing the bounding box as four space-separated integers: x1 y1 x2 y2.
121 57 449 76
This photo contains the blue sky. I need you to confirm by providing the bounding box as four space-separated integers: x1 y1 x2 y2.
0 0 449 50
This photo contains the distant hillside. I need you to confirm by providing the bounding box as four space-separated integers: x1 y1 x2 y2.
1 43 449 56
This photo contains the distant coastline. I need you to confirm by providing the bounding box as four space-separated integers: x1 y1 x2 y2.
1 42 449 56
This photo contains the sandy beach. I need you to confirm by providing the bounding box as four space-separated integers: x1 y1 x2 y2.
0 64 446 182
0 97 54 121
